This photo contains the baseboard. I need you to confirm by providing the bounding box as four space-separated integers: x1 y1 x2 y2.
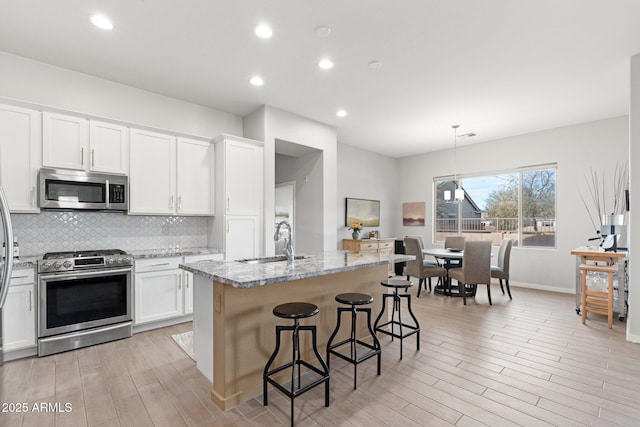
133 314 193 334
503 281 575 294
2 346 37 362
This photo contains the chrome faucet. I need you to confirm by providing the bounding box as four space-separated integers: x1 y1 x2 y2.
274 221 294 262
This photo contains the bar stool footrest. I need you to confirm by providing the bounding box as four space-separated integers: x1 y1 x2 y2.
328 338 380 365
375 320 419 340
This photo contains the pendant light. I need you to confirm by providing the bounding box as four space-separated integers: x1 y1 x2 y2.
444 125 464 203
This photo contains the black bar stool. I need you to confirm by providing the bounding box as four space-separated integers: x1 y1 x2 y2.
373 278 420 360
326 293 381 389
263 302 330 426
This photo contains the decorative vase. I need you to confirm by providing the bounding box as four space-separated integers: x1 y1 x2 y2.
352 231 359 239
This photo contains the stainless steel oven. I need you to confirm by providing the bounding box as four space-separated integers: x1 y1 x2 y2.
37 249 132 356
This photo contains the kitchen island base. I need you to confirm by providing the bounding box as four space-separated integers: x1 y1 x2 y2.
193 264 388 410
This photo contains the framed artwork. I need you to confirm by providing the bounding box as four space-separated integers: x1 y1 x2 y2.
345 198 380 227
403 202 425 226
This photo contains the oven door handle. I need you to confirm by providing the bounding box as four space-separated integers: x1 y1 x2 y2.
39 267 132 281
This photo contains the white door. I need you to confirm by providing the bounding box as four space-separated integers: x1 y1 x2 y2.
226 215 260 261
134 270 183 324
89 120 129 174
0 104 41 212
1 284 36 351
225 140 262 215
42 112 88 170
129 129 176 214
177 137 213 215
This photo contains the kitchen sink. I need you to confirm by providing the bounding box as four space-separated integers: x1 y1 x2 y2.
237 255 308 264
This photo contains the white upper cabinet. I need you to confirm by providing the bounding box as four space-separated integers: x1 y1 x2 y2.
129 130 213 216
176 137 214 215
89 120 129 174
219 135 263 216
129 128 176 215
43 112 128 174
42 112 88 170
0 104 41 212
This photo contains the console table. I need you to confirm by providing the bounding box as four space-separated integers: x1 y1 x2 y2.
343 238 395 276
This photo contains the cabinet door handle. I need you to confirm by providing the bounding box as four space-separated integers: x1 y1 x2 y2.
227 197 230 211
178 275 182 290
169 195 174 209
81 147 84 166
150 262 170 267
29 290 32 311
186 275 190 288
91 148 95 167
12 275 29 279
31 186 36 208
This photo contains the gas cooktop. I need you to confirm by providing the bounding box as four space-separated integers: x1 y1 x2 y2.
38 249 132 273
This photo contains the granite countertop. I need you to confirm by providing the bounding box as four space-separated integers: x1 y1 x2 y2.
180 250 415 289
128 247 223 259
0 256 38 269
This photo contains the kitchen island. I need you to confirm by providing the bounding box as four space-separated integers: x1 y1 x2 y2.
180 250 413 410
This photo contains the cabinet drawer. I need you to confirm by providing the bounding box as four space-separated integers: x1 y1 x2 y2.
359 242 378 251
379 241 394 250
135 257 181 273
184 253 223 264
10 268 35 285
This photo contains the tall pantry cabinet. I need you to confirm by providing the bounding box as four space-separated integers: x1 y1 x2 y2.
210 134 263 261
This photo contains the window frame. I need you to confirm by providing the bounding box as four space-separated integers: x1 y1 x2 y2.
433 163 557 248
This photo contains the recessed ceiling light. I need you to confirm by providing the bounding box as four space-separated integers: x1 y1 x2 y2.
314 25 331 37
91 15 113 30
254 24 272 39
250 76 264 86
368 60 383 70
336 109 347 117
318 59 334 70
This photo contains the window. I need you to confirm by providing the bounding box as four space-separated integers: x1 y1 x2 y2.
434 165 556 248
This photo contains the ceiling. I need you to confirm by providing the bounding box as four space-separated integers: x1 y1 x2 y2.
1 0 639 158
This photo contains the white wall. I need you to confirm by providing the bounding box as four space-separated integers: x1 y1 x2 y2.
397 116 629 293
337 144 399 246
244 105 338 256
628 54 640 342
275 152 324 253
0 52 242 137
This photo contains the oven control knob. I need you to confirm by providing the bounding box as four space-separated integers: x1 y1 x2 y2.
63 261 72 268
53 262 63 269
118 257 127 264
107 258 115 265
42 262 51 270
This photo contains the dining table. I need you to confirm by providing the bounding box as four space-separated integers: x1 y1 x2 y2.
421 248 467 296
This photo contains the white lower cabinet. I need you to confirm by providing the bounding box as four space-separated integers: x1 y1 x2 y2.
182 253 223 314
134 253 223 325
2 269 36 353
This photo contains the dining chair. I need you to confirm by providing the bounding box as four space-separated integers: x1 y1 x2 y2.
405 235 439 267
404 237 445 297
448 240 492 305
443 235 465 268
491 238 513 300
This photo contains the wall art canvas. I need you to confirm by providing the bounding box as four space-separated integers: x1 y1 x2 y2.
345 198 380 227
403 202 425 226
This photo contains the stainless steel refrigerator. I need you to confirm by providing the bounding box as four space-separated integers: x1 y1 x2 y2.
0 187 15 366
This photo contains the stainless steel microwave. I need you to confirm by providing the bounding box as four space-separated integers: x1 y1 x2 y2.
38 168 128 211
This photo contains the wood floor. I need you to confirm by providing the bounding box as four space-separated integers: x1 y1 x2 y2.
1 285 639 426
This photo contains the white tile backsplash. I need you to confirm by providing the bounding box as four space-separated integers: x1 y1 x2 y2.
11 212 208 256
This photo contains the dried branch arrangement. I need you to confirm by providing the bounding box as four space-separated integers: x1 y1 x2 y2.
577 161 628 231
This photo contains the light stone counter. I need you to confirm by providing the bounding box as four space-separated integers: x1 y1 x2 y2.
180 250 413 288
128 247 223 259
